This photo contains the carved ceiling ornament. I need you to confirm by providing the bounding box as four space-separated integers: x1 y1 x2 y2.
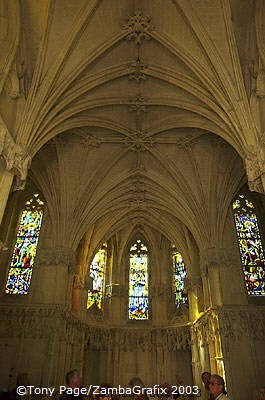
128 58 148 82
123 129 155 152
123 11 152 46
129 93 148 114
81 133 102 149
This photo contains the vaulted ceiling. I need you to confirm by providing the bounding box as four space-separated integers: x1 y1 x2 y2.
1 0 263 252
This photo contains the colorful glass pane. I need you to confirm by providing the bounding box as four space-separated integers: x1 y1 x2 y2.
129 239 149 320
172 249 188 308
233 194 265 295
5 194 44 294
87 245 107 310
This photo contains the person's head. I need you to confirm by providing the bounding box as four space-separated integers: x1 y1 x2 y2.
201 372 211 390
65 370 80 388
209 375 226 398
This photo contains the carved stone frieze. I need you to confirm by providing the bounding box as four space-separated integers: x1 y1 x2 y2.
0 305 191 351
123 11 152 46
200 248 239 271
192 306 265 345
36 247 76 270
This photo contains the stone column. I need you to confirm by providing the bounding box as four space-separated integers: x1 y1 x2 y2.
33 247 75 306
184 275 203 321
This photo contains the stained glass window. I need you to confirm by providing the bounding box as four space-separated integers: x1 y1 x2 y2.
172 248 188 308
5 194 44 295
129 239 149 320
87 244 107 310
233 194 265 295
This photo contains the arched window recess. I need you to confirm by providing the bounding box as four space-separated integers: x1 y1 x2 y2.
171 245 188 308
128 238 149 320
232 193 265 296
87 243 107 310
5 193 45 295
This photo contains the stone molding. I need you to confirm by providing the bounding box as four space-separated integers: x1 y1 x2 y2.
0 304 190 351
0 121 31 181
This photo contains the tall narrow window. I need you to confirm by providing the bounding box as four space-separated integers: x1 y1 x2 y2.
172 248 188 308
5 194 44 294
233 194 265 295
129 239 149 320
87 244 107 310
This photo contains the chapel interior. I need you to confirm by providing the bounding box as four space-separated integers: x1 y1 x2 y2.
0 1 265 399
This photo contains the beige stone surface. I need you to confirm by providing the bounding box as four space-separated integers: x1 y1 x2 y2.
0 1 265 399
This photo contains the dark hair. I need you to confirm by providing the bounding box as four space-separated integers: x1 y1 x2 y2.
201 371 211 378
211 375 226 393
65 370 79 385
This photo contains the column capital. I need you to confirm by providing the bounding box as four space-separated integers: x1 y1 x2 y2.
184 276 202 291
36 247 76 271
0 120 31 181
200 247 239 271
0 240 8 254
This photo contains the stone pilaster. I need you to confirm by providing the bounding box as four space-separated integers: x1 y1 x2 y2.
33 247 76 306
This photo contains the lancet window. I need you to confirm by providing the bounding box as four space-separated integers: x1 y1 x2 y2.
129 239 149 320
87 244 107 309
233 194 265 295
172 247 188 308
5 194 44 294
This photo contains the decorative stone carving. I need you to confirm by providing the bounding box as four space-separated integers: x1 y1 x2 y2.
123 11 152 46
128 58 148 82
245 144 265 194
37 247 76 269
124 129 154 152
128 93 148 114
73 274 85 289
0 240 8 253
184 276 202 292
200 248 239 271
81 134 102 148
0 121 31 181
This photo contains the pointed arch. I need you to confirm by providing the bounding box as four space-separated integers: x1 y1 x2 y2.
232 193 265 295
5 193 44 294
